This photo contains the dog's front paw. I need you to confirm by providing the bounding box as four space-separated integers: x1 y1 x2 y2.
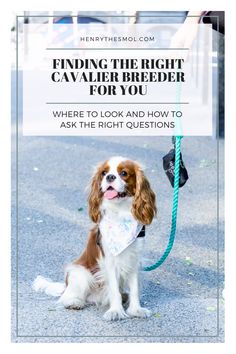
58 296 85 310
126 306 152 318
103 307 129 321
65 300 85 310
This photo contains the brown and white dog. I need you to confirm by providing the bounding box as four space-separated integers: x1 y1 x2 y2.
33 156 157 320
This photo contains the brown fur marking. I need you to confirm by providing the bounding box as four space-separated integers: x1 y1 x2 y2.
88 161 110 223
73 225 102 273
117 160 157 225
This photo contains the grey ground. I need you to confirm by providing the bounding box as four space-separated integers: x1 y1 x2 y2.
11 117 224 342
11 12 224 343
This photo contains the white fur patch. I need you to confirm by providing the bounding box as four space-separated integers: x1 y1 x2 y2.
108 156 128 169
32 275 65 297
58 264 95 309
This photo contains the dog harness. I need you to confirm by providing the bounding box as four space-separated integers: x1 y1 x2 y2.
99 212 144 256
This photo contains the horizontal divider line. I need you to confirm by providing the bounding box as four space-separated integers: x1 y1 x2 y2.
46 102 189 104
46 48 189 50
17 15 204 17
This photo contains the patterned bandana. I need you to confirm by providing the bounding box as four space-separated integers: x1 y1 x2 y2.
99 211 143 256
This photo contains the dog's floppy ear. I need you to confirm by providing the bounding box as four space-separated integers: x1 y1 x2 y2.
132 164 157 225
88 167 103 224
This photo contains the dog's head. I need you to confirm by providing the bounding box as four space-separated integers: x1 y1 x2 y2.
88 156 157 225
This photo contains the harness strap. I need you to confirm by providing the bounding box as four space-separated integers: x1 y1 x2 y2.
137 225 145 238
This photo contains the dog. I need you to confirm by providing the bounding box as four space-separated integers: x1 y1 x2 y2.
33 156 157 320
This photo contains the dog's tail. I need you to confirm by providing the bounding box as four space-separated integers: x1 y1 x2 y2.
32 275 65 297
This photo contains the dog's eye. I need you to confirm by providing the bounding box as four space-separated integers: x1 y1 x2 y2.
102 171 107 176
120 171 127 177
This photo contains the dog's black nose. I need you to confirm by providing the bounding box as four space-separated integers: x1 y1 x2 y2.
106 174 116 182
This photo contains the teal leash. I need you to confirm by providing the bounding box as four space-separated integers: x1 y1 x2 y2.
142 135 182 271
